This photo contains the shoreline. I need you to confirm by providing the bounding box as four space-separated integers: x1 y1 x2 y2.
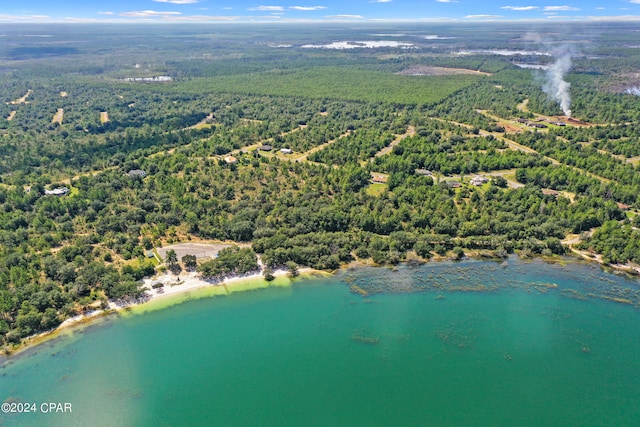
2 267 327 359
3 252 639 359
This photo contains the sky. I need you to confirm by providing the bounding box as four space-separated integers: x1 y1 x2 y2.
1 0 640 23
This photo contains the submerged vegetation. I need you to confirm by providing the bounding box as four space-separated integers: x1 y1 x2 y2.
1 22 640 346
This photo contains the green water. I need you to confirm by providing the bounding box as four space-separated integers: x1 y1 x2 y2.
2 258 640 426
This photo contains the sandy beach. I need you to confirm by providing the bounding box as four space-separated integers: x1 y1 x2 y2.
3 267 325 357
136 267 323 303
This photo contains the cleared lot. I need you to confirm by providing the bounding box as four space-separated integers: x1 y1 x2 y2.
157 243 232 261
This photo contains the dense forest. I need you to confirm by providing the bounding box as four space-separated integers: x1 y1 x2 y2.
1 22 640 348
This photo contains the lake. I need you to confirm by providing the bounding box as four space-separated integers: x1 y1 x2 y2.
2 257 640 426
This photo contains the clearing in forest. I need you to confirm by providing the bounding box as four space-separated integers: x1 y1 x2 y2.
291 130 352 163
627 156 640 165
189 113 215 130
157 243 232 261
8 89 32 105
60 91 68 97
7 111 16 121
374 126 416 158
100 111 109 123
395 66 492 76
52 108 64 124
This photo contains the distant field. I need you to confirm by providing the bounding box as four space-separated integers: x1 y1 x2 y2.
175 67 484 105
52 108 64 124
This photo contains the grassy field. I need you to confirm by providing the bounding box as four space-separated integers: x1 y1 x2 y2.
366 183 388 196
174 67 484 105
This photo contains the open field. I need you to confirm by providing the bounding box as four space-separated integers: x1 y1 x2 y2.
157 243 233 261
396 66 491 76
6 111 16 121
100 111 109 123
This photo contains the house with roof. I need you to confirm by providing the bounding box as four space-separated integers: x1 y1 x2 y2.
370 173 388 184
127 169 146 178
470 176 489 186
45 187 70 196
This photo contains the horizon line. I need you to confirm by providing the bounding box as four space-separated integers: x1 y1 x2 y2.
1 16 640 25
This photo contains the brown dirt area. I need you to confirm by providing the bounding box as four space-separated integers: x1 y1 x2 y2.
52 108 64 124
157 243 233 261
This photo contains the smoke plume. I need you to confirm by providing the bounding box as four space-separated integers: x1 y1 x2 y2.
626 87 640 96
543 50 573 117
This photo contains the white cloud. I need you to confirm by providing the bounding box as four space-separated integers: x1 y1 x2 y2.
153 0 199 4
325 14 364 19
248 6 285 11
544 6 580 11
501 6 539 11
98 11 114 15
630 0 640 4
182 15 240 20
436 0 458 3
290 6 327 10
120 10 182 17
370 0 392 3
0 14 50 21
465 14 504 19
65 17 103 22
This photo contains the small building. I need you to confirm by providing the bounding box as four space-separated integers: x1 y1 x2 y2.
127 169 146 178
224 156 238 164
446 180 461 189
555 122 567 126
542 188 560 197
370 173 388 184
259 145 273 151
529 122 547 129
415 169 433 176
45 187 70 196
280 148 293 155
470 176 489 186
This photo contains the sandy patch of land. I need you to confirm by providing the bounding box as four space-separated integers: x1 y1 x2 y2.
60 91 68 97
6 111 16 121
100 111 109 123
396 66 491 76
157 242 233 261
52 108 64 124
627 156 640 165
8 89 32 105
